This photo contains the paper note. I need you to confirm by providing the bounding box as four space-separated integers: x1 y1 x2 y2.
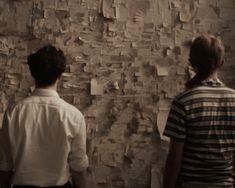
156 65 169 76
91 79 104 95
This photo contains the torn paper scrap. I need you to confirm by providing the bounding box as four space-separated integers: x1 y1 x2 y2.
179 9 191 23
179 2 196 23
0 38 11 55
101 0 116 19
157 108 170 142
104 80 119 93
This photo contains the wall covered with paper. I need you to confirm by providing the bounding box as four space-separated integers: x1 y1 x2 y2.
0 0 235 187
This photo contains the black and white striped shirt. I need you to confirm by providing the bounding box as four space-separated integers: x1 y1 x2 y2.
164 79 235 187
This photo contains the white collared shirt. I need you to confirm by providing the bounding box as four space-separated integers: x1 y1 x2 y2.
0 89 88 186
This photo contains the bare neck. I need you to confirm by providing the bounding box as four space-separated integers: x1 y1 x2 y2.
35 81 58 91
206 71 219 81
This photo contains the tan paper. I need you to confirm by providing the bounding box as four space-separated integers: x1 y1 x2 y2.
156 65 169 76
157 108 170 142
91 79 104 95
101 0 116 19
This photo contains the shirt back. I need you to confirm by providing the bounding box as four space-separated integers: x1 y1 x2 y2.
164 81 235 186
0 89 88 186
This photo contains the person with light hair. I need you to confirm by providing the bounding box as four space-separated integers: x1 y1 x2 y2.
163 35 235 188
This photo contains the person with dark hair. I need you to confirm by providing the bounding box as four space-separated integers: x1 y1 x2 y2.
0 45 88 188
27 45 66 87
163 35 235 188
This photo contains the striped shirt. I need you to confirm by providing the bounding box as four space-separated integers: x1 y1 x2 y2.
164 79 235 187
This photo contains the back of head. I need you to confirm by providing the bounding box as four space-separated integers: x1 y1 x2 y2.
27 45 66 87
186 34 225 89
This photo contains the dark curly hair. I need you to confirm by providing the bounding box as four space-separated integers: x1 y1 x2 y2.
27 45 66 87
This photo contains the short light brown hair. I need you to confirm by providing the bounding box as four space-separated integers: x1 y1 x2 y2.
189 34 225 73
186 35 225 89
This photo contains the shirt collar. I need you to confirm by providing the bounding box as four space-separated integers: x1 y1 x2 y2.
32 88 60 98
201 78 224 87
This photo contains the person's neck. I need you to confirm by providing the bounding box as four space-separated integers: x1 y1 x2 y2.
36 83 57 91
205 72 219 81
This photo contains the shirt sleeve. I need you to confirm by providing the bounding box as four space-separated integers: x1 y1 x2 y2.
163 98 187 142
68 115 89 172
0 112 13 171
